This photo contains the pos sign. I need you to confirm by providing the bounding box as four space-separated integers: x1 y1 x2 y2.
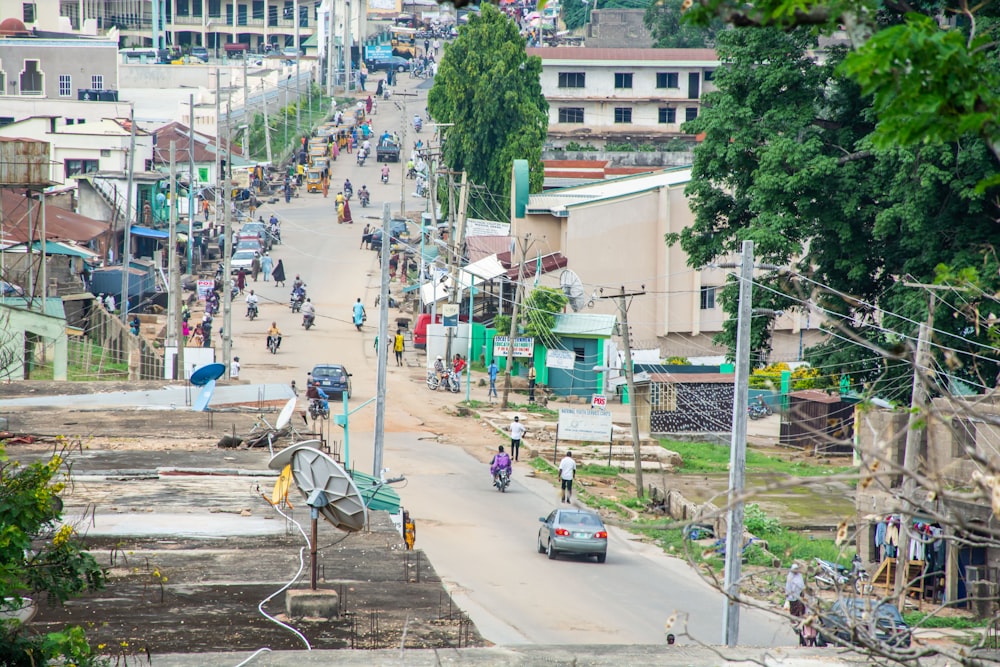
591 394 607 409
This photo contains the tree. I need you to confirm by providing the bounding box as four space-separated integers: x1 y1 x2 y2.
673 26 1000 396
521 287 569 342
0 441 107 666
644 0 721 48
427 5 548 219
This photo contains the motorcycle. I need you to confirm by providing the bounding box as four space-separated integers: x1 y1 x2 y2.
290 288 306 312
814 556 869 594
381 170 390 184
493 468 511 493
447 368 461 393
344 184 353 201
748 399 773 420
302 312 315 330
359 190 370 207
413 115 422 132
246 302 258 320
406 166 417 179
267 334 280 355
308 398 329 420
357 149 367 167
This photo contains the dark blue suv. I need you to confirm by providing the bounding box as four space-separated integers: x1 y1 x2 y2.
309 364 352 400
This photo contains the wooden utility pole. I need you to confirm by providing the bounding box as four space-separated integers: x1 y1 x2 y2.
501 234 531 408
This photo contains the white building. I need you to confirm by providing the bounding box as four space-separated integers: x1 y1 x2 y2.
526 47 719 147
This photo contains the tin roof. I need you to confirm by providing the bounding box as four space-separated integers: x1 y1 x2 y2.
649 372 735 384
527 47 719 63
551 313 617 337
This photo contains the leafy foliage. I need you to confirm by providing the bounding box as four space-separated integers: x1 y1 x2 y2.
0 442 108 666
749 362 828 390
428 5 548 219
521 287 569 343
644 0 721 47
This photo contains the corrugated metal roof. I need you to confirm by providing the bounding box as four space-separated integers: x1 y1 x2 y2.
527 168 692 214
649 372 735 384
527 47 719 63
466 235 511 263
789 389 842 404
551 313 617 337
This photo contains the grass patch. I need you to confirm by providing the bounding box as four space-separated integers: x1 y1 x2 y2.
29 341 129 381
577 464 622 477
531 457 557 475
903 613 989 629
661 438 855 477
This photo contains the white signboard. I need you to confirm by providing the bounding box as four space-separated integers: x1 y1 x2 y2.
196 279 214 300
558 408 613 442
512 336 534 357
546 349 575 370
466 218 511 237
493 335 510 356
591 394 607 409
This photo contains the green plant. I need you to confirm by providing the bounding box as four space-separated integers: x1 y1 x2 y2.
744 503 782 537
564 141 599 151
521 287 569 343
493 315 511 336
637 143 658 152
605 141 636 152
663 356 690 365
661 439 856 476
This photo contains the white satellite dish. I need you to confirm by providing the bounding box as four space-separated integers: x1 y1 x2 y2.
559 269 591 312
288 446 367 533
268 440 325 471
275 397 297 430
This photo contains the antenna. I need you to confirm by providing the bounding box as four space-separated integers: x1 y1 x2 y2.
189 362 226 412
559 269 591 312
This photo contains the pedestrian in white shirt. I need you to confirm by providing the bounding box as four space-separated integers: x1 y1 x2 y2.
558 451 577 503
509 415 526 462
230 356 240 380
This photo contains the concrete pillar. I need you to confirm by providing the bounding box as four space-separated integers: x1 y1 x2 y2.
53 333 68 381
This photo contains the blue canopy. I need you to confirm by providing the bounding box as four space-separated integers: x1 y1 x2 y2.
130 226 169 240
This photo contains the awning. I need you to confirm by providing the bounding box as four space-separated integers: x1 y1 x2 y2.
420 255 505 306
3 240 99 259
130 226 169 240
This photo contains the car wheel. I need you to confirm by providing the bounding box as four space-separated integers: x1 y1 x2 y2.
397 65 405 72
537 535 545 554
546 541 557 560
595 553 606 563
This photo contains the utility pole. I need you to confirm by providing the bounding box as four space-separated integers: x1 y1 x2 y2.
501 234 531 408
598 286 647 498
294 0 301 131
243 56 249 118
444 172 468 362
721 239 754 648
167 142 178 349
344 0 353 93
214 69 222 234
222 103 233 368
119 106 137 324
261 82 273 164
373 202 391 477
187 94 195 273
326 0 335 96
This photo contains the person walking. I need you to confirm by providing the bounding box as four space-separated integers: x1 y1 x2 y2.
361 223 371 249
322 174 330 198
236 268 247 294
261 252 273 282
509 415 526 462
230 356 240 380
272 259 286 286
393 328 405 366
343 198 353 224
488 359 499 400
527 364 537 402
785 563 807 646
558 451 577 503
250 252 261 282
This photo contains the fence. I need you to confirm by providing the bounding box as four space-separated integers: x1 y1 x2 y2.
85 306 163 380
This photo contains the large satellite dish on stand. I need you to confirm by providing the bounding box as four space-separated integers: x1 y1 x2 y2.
269 444 367 589
560 269 593 312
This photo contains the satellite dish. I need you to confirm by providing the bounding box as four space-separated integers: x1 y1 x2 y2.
559 269 589 312
192 379 216 411
289 446 367 532
275 397 297 430
268 440 324 471
190 363 226 386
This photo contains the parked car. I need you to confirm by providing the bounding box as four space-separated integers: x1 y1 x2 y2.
309 364 352 400
191 46 209 62
230 249 256 274
537 508 608 562
366 56 412 73
239 222 272 250
816 598 911 649
369 219 409 252
235 238 263 255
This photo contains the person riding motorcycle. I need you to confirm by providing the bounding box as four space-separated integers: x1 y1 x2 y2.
381 164 390 183
292 275 305 292
301 298 316 327
266 321 282 350
343 179 353 199
433 355 449 388
490 445 513 485
306 380 329 415
406 159 416 179
245 290 259 318
358 185 370 206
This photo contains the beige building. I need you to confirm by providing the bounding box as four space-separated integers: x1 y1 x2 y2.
513 168 821 361
526 47 719 147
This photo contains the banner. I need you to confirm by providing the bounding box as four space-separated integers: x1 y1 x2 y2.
558 408 613 442
441 303 459 328
512 336 533 357
546 349 575 370
493 335 509 356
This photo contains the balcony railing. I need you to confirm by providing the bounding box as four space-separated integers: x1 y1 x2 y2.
172 15 203 25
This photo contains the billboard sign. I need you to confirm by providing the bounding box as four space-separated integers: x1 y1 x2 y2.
558 408 613 442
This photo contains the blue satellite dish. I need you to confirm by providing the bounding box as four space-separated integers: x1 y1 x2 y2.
193 379 216 411
190 363 226 387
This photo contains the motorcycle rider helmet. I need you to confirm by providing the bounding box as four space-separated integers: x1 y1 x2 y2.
437 355 442 360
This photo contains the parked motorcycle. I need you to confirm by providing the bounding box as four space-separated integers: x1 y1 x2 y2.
302 312 315 330
814 556 869 594
748 398 773 420
308 398 329 420
493 468 511 493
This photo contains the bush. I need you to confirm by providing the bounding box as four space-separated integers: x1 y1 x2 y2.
605 141 636 152
745 503 783 537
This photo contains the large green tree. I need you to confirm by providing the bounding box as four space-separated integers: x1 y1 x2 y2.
427 5 548 219
674 27 1000 397
1 443 108 666
643 0 721 48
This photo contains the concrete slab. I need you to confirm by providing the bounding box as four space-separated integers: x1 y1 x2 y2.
286 588 340 619
0 383 294 410
79 511 290 538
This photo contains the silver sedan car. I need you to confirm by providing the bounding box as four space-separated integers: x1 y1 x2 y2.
537 508 608 563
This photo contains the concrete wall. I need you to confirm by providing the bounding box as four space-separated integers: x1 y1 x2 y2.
0 302 68 381
542 150 695 166
585 10 653 49
0 38 118 99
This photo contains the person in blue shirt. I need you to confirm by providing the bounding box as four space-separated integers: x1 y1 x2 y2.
352 298 366 330
488 359 499 399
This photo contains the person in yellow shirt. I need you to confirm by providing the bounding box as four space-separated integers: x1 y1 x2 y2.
267 321 282 350
393 329 405 366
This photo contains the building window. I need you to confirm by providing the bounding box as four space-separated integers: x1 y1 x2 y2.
558 107 584 123
65 159 100 178
704 69 715 82
614 107 632 124
22 3 36 23
91 75 104 90
557 72 585 88
685 107 699 122
19 60 43 95
614 72 633 89
574 346 586 363
58 75 72 97
700 286 716 310
656 72 679 89
658 107 676 124
66 118 74 125
100 149 111 157
651 383 678 411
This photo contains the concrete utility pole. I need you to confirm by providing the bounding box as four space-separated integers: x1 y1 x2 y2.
187 94 195 273
261 82 273 164
721 239 754 648
222 104 233 368
373 202 391 477
167 142 178 348
295 0 301 131
444 172 468 362
599 286 646 498
119 106 137 324
344 0 353 93
215 69 222 233
501 234 531 408
326 0 335 96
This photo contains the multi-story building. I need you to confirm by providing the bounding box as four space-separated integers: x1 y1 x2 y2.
527 47 719 147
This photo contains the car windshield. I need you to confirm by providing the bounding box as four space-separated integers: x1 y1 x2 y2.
314 367 345 379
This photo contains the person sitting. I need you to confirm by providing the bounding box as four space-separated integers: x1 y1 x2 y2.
129 316 141 336
245 289 259 317
267 321 282 350
490 445 513 482
306 380 329 413
359 184 369 202
292 275 304 292
433 355 448 388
